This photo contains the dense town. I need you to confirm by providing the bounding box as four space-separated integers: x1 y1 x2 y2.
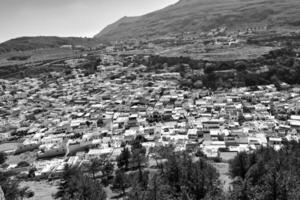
0 52 300 184
1 0 300 199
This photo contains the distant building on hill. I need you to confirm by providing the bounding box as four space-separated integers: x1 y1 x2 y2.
230 23 268 33
60 45 73 49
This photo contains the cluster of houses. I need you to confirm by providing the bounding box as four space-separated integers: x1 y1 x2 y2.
0 55 300 178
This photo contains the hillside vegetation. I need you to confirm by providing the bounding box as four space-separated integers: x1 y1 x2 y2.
52 141 300 200
229 141 300 200
95 0 300 41
0 36 97 54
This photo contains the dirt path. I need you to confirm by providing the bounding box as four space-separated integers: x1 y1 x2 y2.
212 162 233 192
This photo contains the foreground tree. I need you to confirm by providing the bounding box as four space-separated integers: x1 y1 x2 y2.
112 170 130 197
117 147 131 170
163 152 222 200
127 151 223 200
100 161 114 186
0 152 7 165
128 173 172 200
229 151 256 180
88 158 102 180
229 142 300 200
0 171 34 200
72 175 106 200
131 148 147 182
55 165 79 199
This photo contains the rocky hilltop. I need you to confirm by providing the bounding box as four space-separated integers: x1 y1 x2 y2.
94 0 300 41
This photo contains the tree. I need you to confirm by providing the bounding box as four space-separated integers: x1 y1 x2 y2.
17 161 30 168
193 80 203 89
97 118 104 127
101 161 114 186
129 138 147 181
144 173 172 200
149 145 175 173
229 142 300 200
117 148 131 170
229 178 251 200
55 165 80 200
151 145 175 160
131 139 146 155
161 152 222 200
112 170 130 197
88 159 102 180
73 175 106 200
229 151 254 180
28 167 37 178
127 170 150 200
85 121 92 127
0 152 7 165
65 69 72 75
238 112 245 126
126 151 223 200
55 165 106 200
19 186 34 200
131 149 147 182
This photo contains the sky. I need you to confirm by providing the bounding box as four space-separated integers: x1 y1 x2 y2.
0 0 178 43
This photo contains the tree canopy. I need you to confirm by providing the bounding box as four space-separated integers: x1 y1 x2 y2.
229 141 300 200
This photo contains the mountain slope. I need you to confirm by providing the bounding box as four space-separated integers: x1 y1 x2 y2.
95 0 300 41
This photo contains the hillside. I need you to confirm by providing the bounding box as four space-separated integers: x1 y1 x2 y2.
95 0 300 41
0 36 98 54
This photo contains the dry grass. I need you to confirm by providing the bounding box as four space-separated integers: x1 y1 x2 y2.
0 142 19 152
6 151 37 165
20 180 58 200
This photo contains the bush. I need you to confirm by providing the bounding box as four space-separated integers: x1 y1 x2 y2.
0 152 7 165
17 161 30 168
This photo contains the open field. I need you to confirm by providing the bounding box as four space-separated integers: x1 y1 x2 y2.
20 181 58 200
6 151 37 165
